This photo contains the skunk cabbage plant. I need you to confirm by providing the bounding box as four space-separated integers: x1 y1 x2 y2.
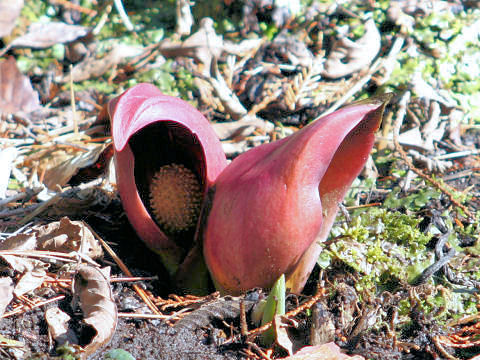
108 83 227 275
109 83 391 295
203 95 391 294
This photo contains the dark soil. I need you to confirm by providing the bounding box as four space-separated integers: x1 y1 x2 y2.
0 210 247 360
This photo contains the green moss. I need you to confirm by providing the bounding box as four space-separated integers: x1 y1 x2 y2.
384 8 480 122
324 208 434 295
321 177 479 331
384 187 442 211
128 60 196 99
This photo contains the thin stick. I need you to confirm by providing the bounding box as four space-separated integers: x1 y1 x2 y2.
118 311 184 320
44 276 158 283
49 0 97 16
0 204 41 218
434 149 480 160
1 295 65 318
83 222 161 315
0 187 43 207
70 64 79 135
345 202 381 210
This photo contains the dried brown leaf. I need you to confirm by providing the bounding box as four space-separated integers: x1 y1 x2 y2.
322 18 381 79
0 233 43 273
282 343 365 360
9 22 90 49
0 0 24 38
41 143 106 189
274 315 294 356
73 265 117 359
174 295 257 331
160 17 223 75
13 264 47 297
0 56 40 114
220 140 249 158
45 307 79 345
0 277 14 317
176 0 193 36
0 217 102 274
411 71 457 108
35 217 103 260
212 116 273 140
57 44 143 83
223 38 264 56
310 302 335 346
42 186 114 219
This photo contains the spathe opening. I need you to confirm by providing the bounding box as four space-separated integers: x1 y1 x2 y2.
129 121 206 250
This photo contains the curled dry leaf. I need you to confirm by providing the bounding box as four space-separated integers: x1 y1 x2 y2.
13 264 47 297
322 18 381 79
0 277 14 317
58 44 143 83
0 217 102 274
73 265 117 359
45 307 79 346
274 315 295 356
160 17 223 75
212 116 274 140
41 185 114 219
0 233 42 273
8 22 90 49
310 302 335 346
222 38 264 56
0 56 40 114
41 142 107 189
0 0 24 38
220 140 250 158
410 71 457 108
35 217 103 260
282 343 365 360
174 294 257 331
